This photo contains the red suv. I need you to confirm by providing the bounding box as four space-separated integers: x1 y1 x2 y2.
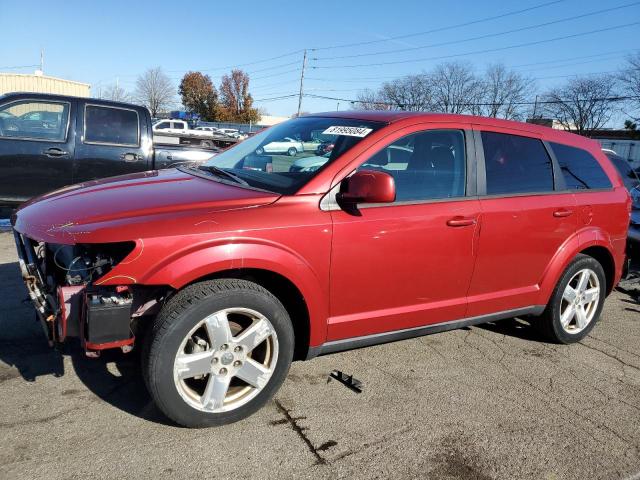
12 112 631 427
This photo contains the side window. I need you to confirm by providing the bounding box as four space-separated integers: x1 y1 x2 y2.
550 142 612 190
358 129 466 202
155 121 170 129
85 105 139 145
0 100 69 141
481 131 553 195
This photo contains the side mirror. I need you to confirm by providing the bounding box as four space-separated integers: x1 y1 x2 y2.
337 170 395 213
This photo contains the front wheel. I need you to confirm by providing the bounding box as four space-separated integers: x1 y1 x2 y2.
287 147 297 156
537 254 606 343
143 279 294 427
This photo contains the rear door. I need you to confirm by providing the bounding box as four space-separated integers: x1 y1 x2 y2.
466 127 577 317
0 97 75 203
73 103 149 183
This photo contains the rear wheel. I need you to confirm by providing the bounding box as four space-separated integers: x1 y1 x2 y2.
143 279 294 427
200 139 213 148
538 254 606 343
287 147 297 156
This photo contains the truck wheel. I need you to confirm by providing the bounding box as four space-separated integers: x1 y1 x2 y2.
143 279 294 428
200 140 213 148
537 254 606 343
287 147 297 156
255 147 264 155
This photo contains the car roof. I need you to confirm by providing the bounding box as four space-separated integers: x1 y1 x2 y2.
309 110 574 137
0 91 146 111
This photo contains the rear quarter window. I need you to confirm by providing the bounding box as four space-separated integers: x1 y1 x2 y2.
550 142 612 190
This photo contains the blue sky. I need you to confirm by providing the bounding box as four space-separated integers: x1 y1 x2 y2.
1 0 639 121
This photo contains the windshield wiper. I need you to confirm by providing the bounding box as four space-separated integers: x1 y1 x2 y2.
197 165 249 186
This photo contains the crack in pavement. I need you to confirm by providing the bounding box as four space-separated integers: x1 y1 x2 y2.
273 399 330 465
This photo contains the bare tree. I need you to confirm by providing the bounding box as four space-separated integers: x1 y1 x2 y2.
379 74 433 111
480 64 534 120
430 61 484 114
101 83 131 103
354 88 392 110
618 52 640 115
134 67 175 116
354 75 432 111
542 75 616 134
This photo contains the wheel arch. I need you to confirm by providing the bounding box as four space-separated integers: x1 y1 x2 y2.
137 241 328 355
538 229 619 304
186 268 312 361
578 245 615 295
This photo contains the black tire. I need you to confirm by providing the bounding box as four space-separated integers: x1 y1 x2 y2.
200 140 213 148
537 254 606 343
287 147 297 156
142 279 294 428
255 147 264 155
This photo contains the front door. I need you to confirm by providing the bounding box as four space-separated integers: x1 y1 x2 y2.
0 98 75 203
328 126 480 341
73 103 149 184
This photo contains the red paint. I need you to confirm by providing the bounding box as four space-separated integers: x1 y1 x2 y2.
13 112 630 351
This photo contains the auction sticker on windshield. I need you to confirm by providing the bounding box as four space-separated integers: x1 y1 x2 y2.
322 126 373 137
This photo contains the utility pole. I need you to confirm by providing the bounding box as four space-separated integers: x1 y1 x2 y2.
297 49 307 117
532 95 539 118
40 48 44 74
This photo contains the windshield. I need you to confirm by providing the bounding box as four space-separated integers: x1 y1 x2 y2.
202 116 384 194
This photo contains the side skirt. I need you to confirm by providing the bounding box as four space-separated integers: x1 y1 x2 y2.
305 305 545 360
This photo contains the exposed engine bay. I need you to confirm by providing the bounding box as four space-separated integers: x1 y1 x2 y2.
14 232 165 355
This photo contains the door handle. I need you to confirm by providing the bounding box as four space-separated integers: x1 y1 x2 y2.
553 209 573 218
43 147 69 157
446 216 476 227
121 152 140 162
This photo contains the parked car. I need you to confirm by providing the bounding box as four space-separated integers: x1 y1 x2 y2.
604 149 639 264
0 93 216 205
256 136 304 156
12 111 630 428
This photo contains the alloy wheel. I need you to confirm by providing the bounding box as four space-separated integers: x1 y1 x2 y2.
173 307 278 413
559 268 601 334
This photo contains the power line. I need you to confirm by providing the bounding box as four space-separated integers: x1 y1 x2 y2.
251 68 300 81
304 93 639 107
253 94 299 103
0 64 40 70
310 0 567 51
312 2 640 61
311 22 640 69
165 49 304 74
509 50 629 68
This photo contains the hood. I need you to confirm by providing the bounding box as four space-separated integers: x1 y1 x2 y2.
12 168 279 244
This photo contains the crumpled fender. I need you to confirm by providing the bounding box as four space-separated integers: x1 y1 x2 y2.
98 236 329 346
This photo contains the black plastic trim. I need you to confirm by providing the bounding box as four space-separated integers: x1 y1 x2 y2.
305 305 545 360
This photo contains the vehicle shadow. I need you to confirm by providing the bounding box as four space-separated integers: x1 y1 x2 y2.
0 260 171 426
475 316 549 343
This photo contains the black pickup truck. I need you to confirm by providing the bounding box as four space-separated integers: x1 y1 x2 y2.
0 92 218 205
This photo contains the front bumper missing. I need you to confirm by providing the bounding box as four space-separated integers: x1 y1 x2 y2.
13 229 56 346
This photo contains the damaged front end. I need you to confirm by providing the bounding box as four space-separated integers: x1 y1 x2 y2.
13 231 162 355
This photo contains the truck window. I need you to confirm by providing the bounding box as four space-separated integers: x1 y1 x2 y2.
0 100 69 142
155 121 170 130
84 105 139 146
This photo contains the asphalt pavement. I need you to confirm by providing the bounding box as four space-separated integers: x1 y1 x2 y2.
0 230 639 480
